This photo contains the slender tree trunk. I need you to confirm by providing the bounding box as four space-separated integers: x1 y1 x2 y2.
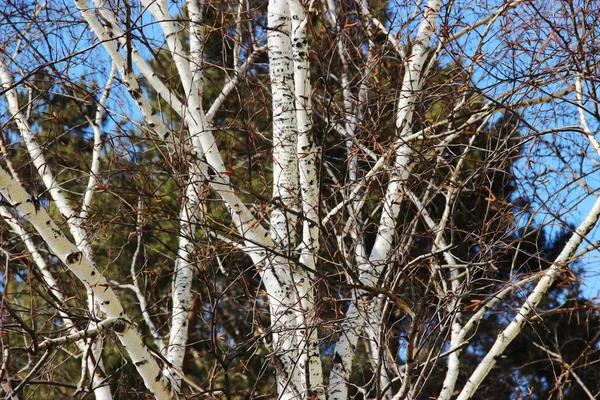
288 0 324 396
166 166 203 388
164 0 206 389
329 2 442 398
267 1 303 396
0 207 112 399
0 166 177 400
0 57 113 400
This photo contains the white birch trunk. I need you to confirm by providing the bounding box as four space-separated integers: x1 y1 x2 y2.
188 0 205 99
82 0 272 257
0 56 113 400
0 206 112 399
288 0 320 270
269 0 299 250
456 195 600 400
80 62 115 223
329 2 441 398
267 1 303 396
287 1 324 396
0 58 93 260
268 0 324 395
163 1 206 388
165 166 203 388
0 166 176 400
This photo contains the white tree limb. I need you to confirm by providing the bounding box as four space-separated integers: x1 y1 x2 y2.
0 165 177 400
456 195 600 400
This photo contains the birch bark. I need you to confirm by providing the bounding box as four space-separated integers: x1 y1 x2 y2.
329 2 442 398
0 56 113 400
0 58 93 260
0 166 177 400
267 1 303 396
454 75 600 400
288 1 324 396
164 0 206 387
0 206 112 399
79 0 271 254
456 195 600 399
166 166 203 388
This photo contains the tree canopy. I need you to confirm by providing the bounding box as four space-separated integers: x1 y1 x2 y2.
0 0 599 399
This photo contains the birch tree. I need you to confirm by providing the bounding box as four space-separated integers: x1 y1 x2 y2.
0 0 599 399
